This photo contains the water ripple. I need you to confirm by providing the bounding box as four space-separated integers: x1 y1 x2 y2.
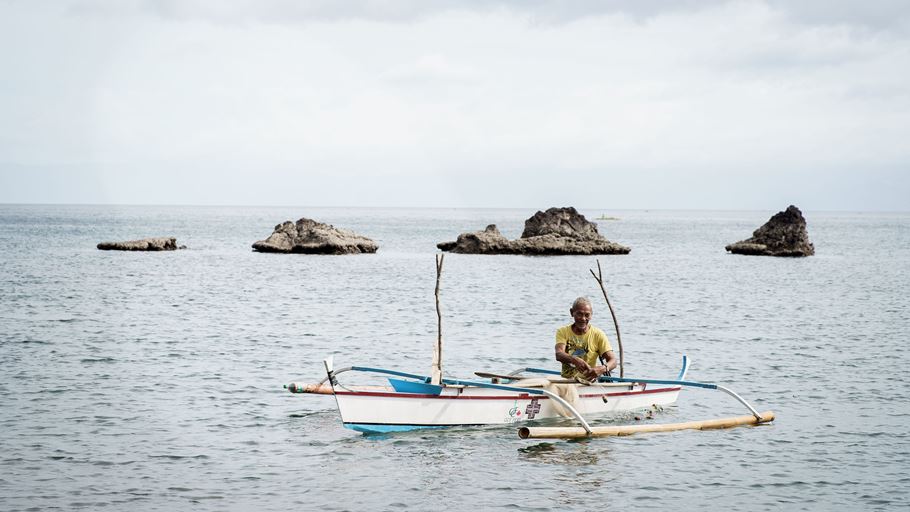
1 206 909 511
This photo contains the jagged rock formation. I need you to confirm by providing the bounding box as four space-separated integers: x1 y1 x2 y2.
252 218 378 254
725 205 815 257
437 207 630 255
436 224 511 254
97 237 184 251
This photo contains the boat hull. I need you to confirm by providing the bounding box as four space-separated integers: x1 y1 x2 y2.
332 383 681 433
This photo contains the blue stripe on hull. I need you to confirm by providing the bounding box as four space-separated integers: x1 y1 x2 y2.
344 423 478 434
387 378 443 395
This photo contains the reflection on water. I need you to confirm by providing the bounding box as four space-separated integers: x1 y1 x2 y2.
518 441 606 467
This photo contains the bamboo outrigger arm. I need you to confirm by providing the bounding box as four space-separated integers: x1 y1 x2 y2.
539 390 594 434
592 375 766 422
714 384 765 421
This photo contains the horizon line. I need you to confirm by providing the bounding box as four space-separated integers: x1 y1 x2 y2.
0 202 907 214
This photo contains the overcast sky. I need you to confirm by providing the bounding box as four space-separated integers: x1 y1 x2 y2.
1 0 908 210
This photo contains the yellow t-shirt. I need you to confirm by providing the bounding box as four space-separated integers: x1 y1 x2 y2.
555 325 612 378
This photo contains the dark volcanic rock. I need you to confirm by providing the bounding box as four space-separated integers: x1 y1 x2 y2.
510 233 630 255
437 207 630 255
436 224 513 254
252 218 377 254
521 207 601 239
97 237 182 251
725 205 815 257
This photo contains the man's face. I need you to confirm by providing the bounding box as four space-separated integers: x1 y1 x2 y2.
571 304 593 330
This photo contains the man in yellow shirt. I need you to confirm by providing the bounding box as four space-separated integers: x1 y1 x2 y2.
555 297 618 380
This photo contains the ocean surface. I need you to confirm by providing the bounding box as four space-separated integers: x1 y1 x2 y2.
1 205 908 511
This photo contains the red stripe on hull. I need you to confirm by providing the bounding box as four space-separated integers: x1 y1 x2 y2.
333 386 680 400
580 387 680 398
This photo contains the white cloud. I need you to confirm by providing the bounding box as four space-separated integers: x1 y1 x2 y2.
1 0 908 209
61 0 910 32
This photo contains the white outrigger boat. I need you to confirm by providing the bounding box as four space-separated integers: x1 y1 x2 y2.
285 257 773 437
286 356 695 434
286 356 772 436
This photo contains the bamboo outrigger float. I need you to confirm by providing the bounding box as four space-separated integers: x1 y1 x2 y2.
519 410 776 439
284 257 775 438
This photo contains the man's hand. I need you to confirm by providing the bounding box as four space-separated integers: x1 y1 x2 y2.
583 365 608 381
578 363 607 381
575 359 592 378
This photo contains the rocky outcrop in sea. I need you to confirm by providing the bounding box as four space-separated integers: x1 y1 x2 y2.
437 207 630 255
252 218 378 254
97 237 184 251
725 205 815 257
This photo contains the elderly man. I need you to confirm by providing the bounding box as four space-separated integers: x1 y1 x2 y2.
555 297 617 380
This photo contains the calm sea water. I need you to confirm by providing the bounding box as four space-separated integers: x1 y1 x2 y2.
1 205 908 511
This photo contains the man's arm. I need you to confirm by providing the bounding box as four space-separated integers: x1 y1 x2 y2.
600 350 617 373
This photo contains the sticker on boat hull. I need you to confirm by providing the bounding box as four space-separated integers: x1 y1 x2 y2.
505 400 523 423
524 398 541 419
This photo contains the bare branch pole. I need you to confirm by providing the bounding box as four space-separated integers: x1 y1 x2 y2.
431 254 445 385
589 259 624 377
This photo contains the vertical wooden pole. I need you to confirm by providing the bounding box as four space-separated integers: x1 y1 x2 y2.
431 254 445 385
590 259 624 377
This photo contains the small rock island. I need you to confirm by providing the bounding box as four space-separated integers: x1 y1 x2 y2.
437 206 630 255
252 218 378 254
725 205 815 257
97 237 184 251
